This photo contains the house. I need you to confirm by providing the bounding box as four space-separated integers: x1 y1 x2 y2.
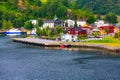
65 19 75 27
77 21 86 26
43 16 64 28
99 26 114 34
43 20 54 28
66 27 87 35
81 26 93 34
65 19 87 27
94 20 109 27
61 34 78 42
114 27 120 33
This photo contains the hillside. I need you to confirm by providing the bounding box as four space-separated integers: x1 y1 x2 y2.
0 0 120 29
76 0 120 14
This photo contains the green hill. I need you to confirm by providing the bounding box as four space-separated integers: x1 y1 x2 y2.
0 0 119 29
76 0 120 14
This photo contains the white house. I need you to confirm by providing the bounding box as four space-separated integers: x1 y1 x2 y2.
77 21 86 26
61 34 78 42
94 20 109 27
43 20 54 28
65 19 75 27
65 19 87 27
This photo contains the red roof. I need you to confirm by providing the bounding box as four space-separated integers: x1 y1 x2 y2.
66 27 87 35
100 26 114 33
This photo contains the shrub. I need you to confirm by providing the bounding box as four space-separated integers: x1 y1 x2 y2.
114 32 120 38
78 34 87 40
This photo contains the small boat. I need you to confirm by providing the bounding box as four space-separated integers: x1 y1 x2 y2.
60 44 65 49
4 29 21 36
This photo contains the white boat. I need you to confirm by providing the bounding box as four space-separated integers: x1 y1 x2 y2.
4 29 21 36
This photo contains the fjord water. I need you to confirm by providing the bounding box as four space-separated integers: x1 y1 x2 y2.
0 36 120 80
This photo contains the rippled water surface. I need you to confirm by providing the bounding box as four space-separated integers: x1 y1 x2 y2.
0 36 120 80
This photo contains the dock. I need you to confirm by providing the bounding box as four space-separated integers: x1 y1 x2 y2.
12 38 120 53
12 38 61 47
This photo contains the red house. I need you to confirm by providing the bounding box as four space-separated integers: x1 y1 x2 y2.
100 26 114 34
66 27 87 35
81 26 93 34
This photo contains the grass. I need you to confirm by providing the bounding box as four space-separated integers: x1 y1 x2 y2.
84 36 119 43
82 36 120 48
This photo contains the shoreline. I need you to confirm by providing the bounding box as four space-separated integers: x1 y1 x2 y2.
12 38 120 53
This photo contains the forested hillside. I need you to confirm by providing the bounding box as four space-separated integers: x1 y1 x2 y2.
76 0 120 14
0 0 119 29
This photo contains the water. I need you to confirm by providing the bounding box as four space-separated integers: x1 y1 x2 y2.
0 36 120 80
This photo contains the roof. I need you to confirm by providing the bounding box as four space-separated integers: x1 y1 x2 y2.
100 26 114 29
67 27 83 32
43 20 54 23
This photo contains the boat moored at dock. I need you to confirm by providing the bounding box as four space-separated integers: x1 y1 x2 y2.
4 29 21 36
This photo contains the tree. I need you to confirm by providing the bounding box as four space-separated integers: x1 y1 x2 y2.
36 27 42 36
114 32 120 38
0 10 2 29
24 21 34 30
105 12 118 24
86 15 96 24
104 28 110 35
47 0 60 17
2 20 13 30
56 6 67 18
55 26 64 35
34 0 41 6
74 20 77 27
2 20 8 30
72 9 91 20
96 15 101 20
45 26 50 36
2 12 15 22
37 18 43 26
7 20 13 29
38 5 46 18
70 0 76 9
8 0 18 6
65 22 68 27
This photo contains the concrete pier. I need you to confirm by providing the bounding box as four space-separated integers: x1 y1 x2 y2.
12 38 60 47
12 38 120 53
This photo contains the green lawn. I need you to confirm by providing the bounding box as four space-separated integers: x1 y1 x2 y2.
82 36 120 48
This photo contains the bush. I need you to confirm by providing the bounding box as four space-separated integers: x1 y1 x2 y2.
114 32 120 38
36 27 41 36
91 31 100 37
78 34 87 40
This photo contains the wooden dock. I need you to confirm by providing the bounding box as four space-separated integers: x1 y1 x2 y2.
12 38 120 53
